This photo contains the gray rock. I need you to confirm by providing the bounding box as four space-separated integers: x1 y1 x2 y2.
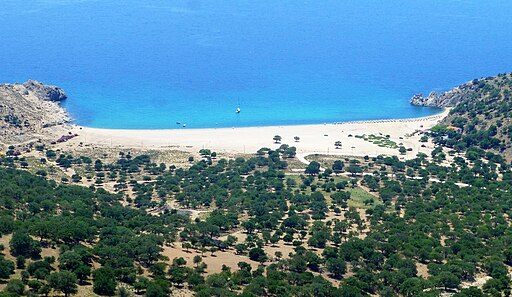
0 80 70 144
23 80 67 101
410 85 475 108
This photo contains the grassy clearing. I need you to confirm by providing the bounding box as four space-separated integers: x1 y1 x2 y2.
285 174 381 209
355 134 398 149
347 188 381 209
285 157 307 171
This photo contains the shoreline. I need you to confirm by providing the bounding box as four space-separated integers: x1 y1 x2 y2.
68 108 446 131
60 108 451 158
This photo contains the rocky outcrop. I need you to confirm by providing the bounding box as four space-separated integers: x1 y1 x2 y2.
410 85 476 108
408 73 512 108
0 81 70 144
23 80 67 101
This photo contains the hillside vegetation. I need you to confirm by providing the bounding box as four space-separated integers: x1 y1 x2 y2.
430 73 512 159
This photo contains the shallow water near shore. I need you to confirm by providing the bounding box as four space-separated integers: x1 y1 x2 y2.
1 0 511 129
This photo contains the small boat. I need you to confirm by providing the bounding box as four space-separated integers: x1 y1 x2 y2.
176 121 181 125
235 99 241 113
183 124 187 127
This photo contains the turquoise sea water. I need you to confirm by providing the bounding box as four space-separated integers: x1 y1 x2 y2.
1 0 511 129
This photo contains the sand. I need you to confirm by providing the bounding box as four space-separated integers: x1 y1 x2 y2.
63 109 450 159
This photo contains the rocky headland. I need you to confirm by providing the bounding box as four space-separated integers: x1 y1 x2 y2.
410 79 488 108
0 80 70 145
410 73 512 108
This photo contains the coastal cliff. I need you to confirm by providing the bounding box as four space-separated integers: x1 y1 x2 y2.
23 80 67 101
410 89 471 107
410 73 512 108
422 72 512 158
0 80 70 144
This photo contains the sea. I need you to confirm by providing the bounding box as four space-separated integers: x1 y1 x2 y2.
1 0 511 129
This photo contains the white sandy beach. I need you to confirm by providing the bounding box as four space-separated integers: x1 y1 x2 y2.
64 109 450 159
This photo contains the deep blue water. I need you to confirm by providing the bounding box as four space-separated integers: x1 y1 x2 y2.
1 0 511 129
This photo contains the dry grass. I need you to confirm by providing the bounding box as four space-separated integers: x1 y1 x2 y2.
305 154 368 170
416 262 430 279
0 235 67 294
162 245 260 275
